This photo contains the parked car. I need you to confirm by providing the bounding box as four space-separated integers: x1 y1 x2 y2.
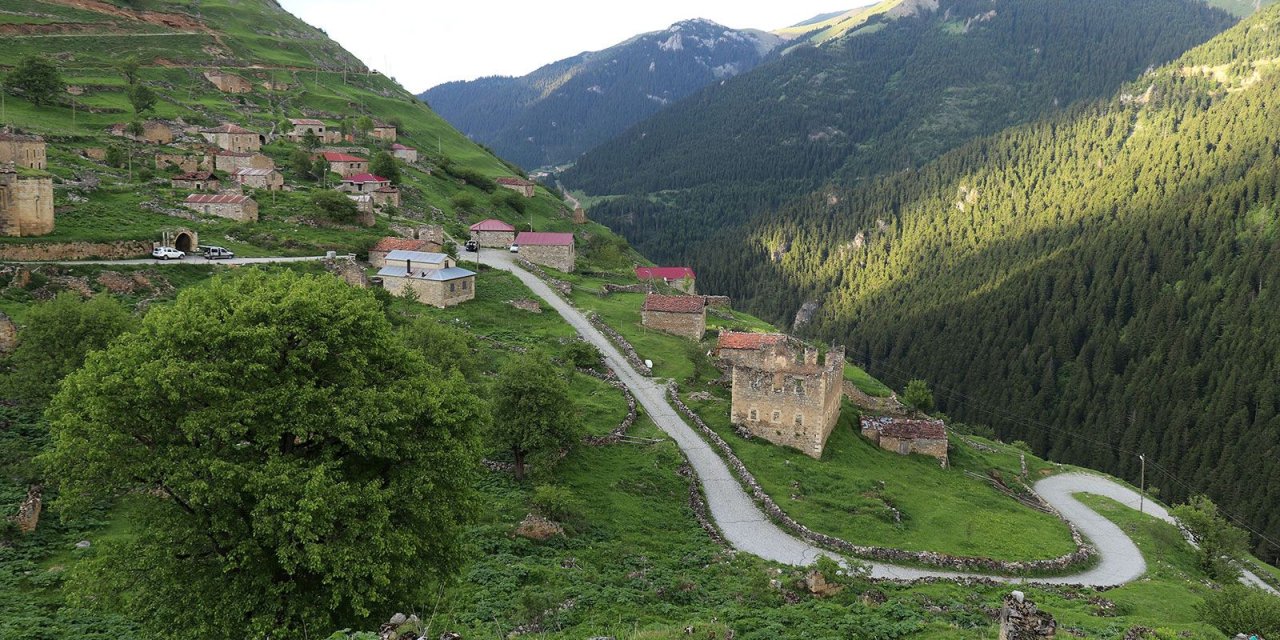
152 246 184 260
508 244 519 253
202 246 236 260
464 240 479 252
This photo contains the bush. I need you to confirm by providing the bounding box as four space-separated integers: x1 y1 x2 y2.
450 192 477 211
1198 585 1280 637
564 340 602 369
902 379 934 413
309 189 358 223
532 484 582 522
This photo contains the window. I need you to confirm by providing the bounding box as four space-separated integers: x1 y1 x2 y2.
772 410 781 422
795 414 804 426
749 409 758 421
449 282 456 292
794 380 805 395
462 279 470 291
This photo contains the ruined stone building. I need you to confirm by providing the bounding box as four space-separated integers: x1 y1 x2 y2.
204 70 253 93
170 171 219 191
641 294 706 340
636 266 697 294
470 218 516 247
183 193 258 222
515 231 575 272
232 167 284 191
0 132 47 169
0 164 55 237
376 249 476 308
110 121 174 144
371 123 397 142
287 118 342 144
860 416 949 467
200 123 263 153
496 176 535 197
717 332 845 459
213 150 274 172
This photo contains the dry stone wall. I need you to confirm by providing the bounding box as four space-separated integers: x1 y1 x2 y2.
587 312 652 376
667 383 1095 574
0 240 152 261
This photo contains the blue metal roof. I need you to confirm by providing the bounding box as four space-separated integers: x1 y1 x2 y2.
383 249 448 263
376 266 475 281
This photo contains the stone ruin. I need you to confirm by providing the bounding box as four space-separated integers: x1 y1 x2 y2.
1000 591 1056 639
10 485 42 534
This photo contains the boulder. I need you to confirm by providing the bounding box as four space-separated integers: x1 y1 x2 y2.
1000 591 1056 639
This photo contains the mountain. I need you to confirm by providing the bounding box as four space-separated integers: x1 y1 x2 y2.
419 19 782 170
712 2 1280 561
569 0 1235 296
774 0 917 45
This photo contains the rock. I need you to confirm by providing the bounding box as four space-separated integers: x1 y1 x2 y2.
802 569 844 598
0 311 15 355
508 298 542 313
1011 590 1025 603
439 633 462 640
389 613 407 626
860 589 888 606
514 513 563 541
74 540 91 549
999 591 1056 639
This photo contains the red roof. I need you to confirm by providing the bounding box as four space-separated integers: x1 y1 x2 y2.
185 194 253 205
496 176 534 186
643 295 705 314
201 123 255 134
469 219 515 232
371 237 427 253
717 332 786 351
515 231 574 246
391 143 413 151
322 152 366 162
636 266 695 281
862 417 947 440
342 173 389 184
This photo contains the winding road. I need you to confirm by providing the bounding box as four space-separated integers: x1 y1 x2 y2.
474 248 1280 591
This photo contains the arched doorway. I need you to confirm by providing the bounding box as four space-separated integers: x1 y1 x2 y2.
174 232 194 253
160 228 199 252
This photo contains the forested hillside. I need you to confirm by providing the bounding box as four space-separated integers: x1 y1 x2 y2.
421 19 780 170
720 4 1280 562
571 0 1235 273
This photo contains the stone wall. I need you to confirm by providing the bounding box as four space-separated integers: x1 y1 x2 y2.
155 153 209 173
0 171 54 237
579 368 639 446
385 274 475 308
877 434 949 464
184 199 258 222
516 257 572 298
602 283 650 295
0 240 153 261
703 295 732 308
641 308 705 340
520 243 574 273
1000 591 1056 639
0 138 46 169
474 229 514 248
667 383 1096 574
586 312 652 376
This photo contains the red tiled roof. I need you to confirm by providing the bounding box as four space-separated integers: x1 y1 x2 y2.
185 194 253 205
643 294 705 314
862 417 947 440
469 219 515 232
322 152 366 162
496 176 534 186
514 231 573 246
636 266 695 281
201 123 255 134
173 171 215 181
371 237 427 253
289 118 325 126
342 173 389 184
717 332 786 351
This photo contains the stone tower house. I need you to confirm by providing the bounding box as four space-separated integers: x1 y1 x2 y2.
718 332 845 458
0 164 54 237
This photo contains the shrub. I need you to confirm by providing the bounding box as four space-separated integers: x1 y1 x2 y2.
1198 585 1280 637
532 484 582 522
902 379 934 413
309 189 358 223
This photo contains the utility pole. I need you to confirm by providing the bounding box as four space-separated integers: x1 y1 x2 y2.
1139 454 1146 514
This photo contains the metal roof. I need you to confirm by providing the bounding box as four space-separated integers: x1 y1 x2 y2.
184 194 253 205
514 231 574 246
384 249 448 263
376 266 475 281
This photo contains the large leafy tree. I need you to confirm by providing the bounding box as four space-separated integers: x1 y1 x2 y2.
5 291 135 404
5 56 65 107
369 151 401 185
41 270 484 639
127 83 157 114
491 352 579 480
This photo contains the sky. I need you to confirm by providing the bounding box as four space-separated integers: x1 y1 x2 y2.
276 1 872 93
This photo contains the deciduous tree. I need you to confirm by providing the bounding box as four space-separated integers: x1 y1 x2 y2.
491 353 579 480
5 56 64 106
5 291 135 404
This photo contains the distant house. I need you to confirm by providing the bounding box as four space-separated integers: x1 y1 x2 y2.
200 123 263 153
636 266 696 294
372 185 400 208
496 176 535 197
183 193 258 222
860 417 949 467
232 167 284 191
109 121 173 145
286 118 341 144
370 123 397 142
321 151 368 177
170 171 219 191
0 132 47 170
469 218 516 248
155 152 208 173
390 143 417 163
203 71 253 94
348 194 374 216
376 249 475 308
338 173 390 194
213 150 274 172
641 294 706 340
369 236 432 268
514 231 575 272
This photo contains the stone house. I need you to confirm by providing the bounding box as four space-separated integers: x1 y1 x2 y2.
286 118 340 144
372 186 400 208
371 123 397 142
470 218 516 248
212 150 274 173
717 331 845 459
636 266 696 294
0 132 46 170
376 249 476 308
390 143 417 163
641 294 706 340
155 152 210 173
338 173 390 194
496 176 535 197
368 236 435 268
860 416 949 467
110 121 173 144
348 193 374 216
170 171 219 191
200 124 263 153
0 164 55 237
321 151 368 177
204 70 253 93
232 167 284 191
514 231 575 272
183 193 258 222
